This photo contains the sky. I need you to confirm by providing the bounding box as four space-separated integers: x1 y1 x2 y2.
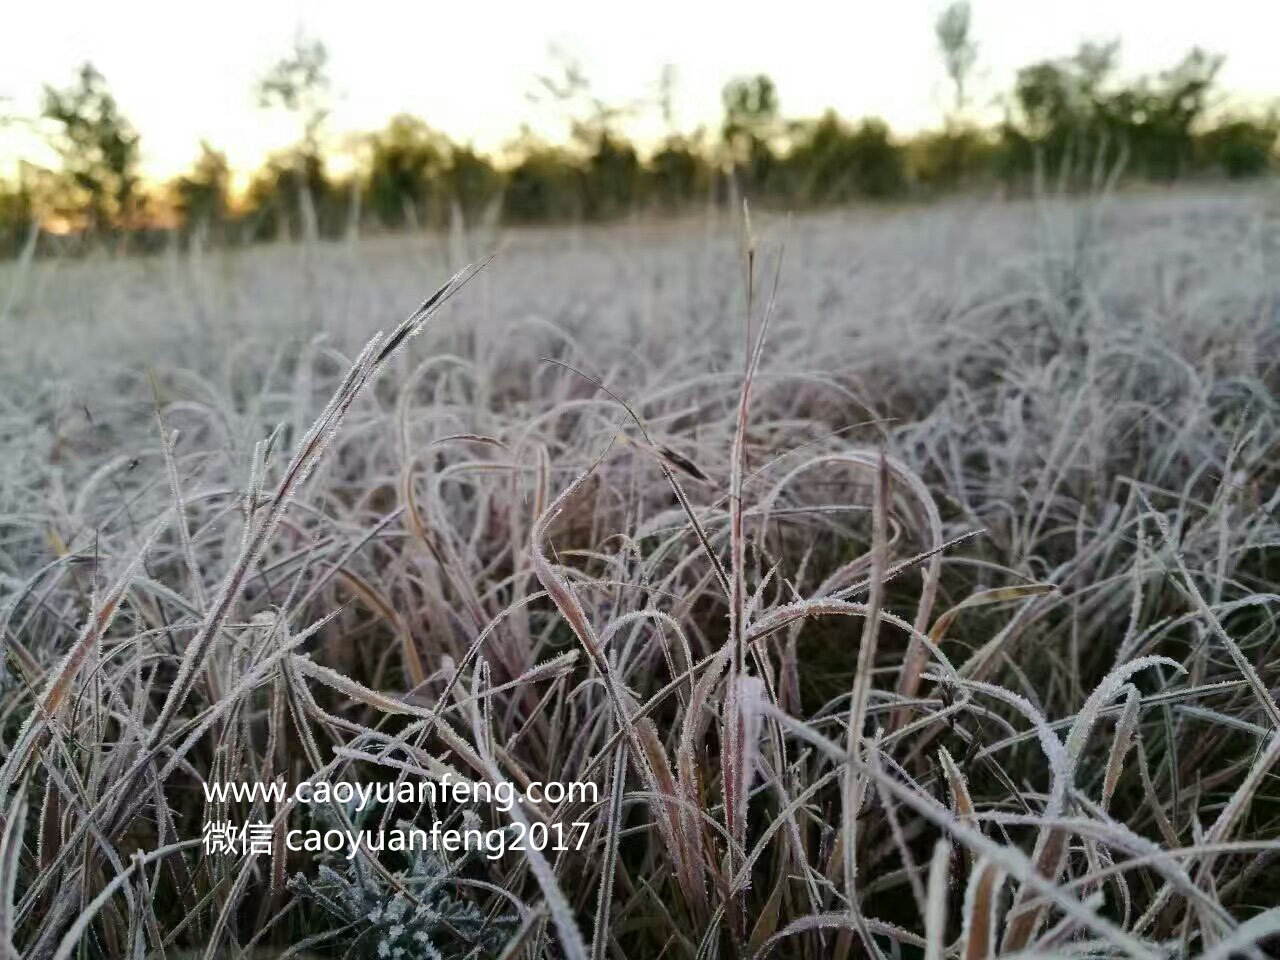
1 0 1276 183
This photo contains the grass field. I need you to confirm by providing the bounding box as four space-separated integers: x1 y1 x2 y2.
1 190 1278 958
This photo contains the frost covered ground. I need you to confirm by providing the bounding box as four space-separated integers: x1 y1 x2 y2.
1 191 1278 958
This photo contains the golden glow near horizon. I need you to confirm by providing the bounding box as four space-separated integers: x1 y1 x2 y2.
1 0 1276 184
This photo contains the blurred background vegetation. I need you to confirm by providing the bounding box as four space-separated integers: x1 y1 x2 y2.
1 2 1276 257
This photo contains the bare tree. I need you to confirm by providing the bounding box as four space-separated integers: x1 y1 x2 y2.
935 1 978 116
256 33 332 156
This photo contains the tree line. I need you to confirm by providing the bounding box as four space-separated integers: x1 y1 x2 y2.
1 4 1276 256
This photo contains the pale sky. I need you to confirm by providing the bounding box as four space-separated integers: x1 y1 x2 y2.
1 0 1276 182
